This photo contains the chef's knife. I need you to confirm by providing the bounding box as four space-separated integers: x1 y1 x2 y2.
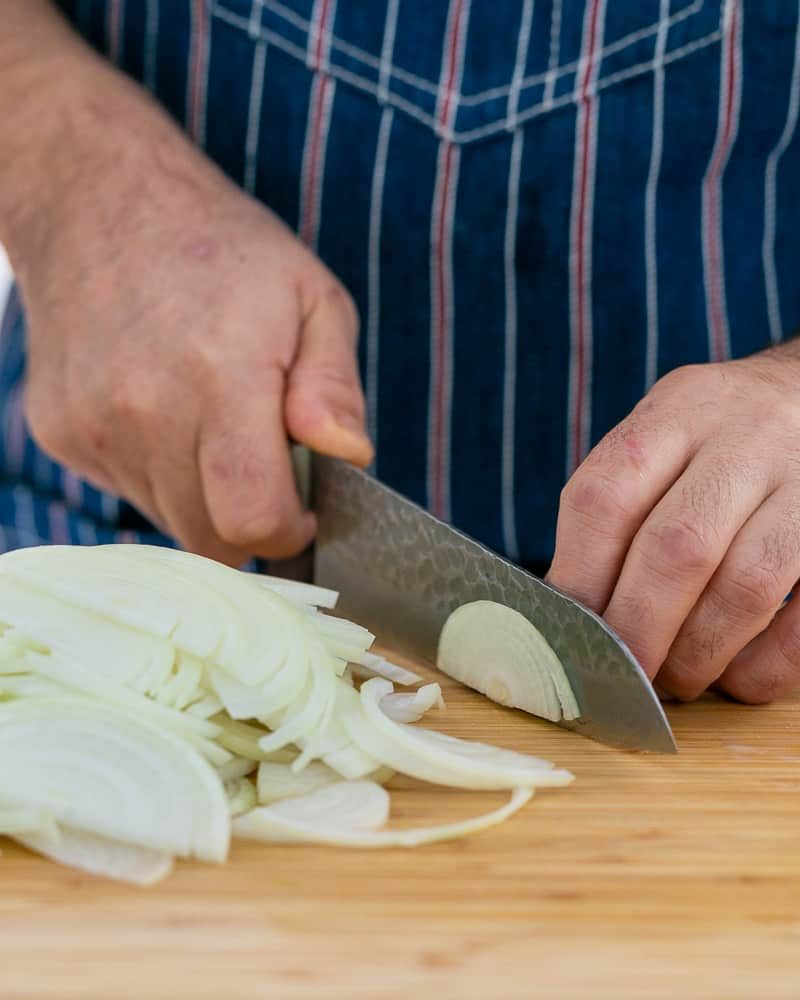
311 454 676 754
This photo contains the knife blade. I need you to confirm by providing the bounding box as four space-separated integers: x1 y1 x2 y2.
311 454 676 753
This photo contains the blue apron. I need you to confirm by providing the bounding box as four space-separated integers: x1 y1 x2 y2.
2 0 799 569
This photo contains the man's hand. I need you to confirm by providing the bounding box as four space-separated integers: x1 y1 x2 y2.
547 350 800 705
1 1 372 565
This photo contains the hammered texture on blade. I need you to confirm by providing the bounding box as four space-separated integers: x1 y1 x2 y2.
313 457 676 753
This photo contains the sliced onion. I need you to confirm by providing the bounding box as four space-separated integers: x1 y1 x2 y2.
348 653 424 687
225 777 257 817
0 697 230 862
212 714 278 761
437 601 579 722
343 679 574 790
18 826 174 886
0 576 176 692
216 756 257 783
0 806 58 840
251 576 339 610
185 693 224 720
233 783 532 847
380 683 445 724
0 545 301 687
234 781 391 843
154 653 204 711
23 651 228 766
312 681 383 779
0 546 575 881
257 760 342 804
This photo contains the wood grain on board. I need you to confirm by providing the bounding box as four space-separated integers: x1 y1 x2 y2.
2 654 799 1000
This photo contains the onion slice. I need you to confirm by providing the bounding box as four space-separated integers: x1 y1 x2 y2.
0 806 58 840
0 697 230 862
437 601 580 722
18 827 174 886
344 679 574 790
348 653 424 687
233 784 533 848
257 760 343 804
225 777 257 817
234 781 391 843
380 683 444 724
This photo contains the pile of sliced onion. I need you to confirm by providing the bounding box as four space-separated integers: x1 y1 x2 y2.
0 544 574 884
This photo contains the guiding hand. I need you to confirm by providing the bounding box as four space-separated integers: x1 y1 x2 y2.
547 350 800 705
19 97 371 566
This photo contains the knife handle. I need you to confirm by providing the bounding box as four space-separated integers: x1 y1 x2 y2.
291 444 312 509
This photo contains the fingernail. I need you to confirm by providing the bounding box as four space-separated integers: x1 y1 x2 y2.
330 413 374 465
333 410 367 435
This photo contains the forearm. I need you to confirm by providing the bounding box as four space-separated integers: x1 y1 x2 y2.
0 0 211 292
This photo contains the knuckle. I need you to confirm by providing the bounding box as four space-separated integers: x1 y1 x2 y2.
641 516 717 577
186 340 229 391
715 562 785 622
560 471 635 527
109 378 158 424
654 362 718 397
214 498 286 549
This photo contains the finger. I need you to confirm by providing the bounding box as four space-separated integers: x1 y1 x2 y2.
150 436 247 566
717 591 800 704
199 370 317 560
546 407 692 611
657 487 800 700
285 281 373 467
602 444 771 679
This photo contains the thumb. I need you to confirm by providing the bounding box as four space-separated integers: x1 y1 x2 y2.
285 281 374 467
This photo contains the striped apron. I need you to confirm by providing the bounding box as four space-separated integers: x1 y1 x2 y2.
2 0 799 569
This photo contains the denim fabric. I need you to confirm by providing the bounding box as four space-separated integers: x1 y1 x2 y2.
2 0 799 567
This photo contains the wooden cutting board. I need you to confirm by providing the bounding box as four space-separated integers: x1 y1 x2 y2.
2 654 799 1000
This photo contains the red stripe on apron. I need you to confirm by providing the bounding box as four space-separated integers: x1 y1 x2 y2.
569 0 604 475
107 0 124 64
188 0 210 144
300 0 336 248
702 1 741 363
429 0 468 520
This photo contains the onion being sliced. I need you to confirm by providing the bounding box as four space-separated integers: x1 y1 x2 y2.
233 783 533 847
343 679 574 790
0 697 230 862
437 601 580 722
18 827 174 886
